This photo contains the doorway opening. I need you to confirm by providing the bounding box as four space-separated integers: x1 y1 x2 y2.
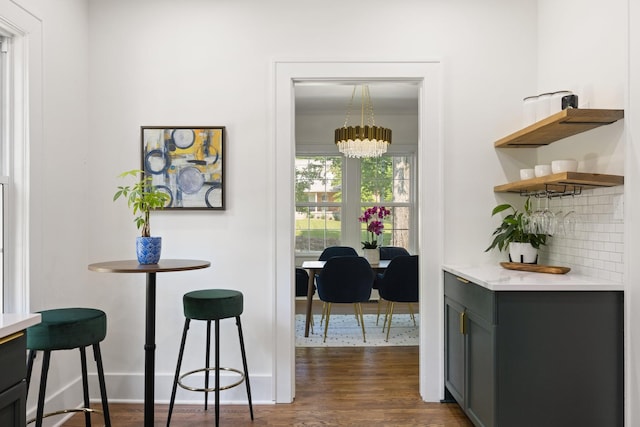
274 61 444 403
293 80 420 346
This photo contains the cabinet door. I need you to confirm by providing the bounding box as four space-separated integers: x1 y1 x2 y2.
444 296 465 406
465 310 495 427
0 381 26 427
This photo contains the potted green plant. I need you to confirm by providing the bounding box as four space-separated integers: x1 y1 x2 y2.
113 169 170 264
485 198 547 263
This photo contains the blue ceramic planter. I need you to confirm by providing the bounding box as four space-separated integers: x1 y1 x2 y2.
136 236 162 264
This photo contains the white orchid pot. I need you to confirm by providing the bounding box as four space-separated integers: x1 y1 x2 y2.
363 248 380 265
508 242 538 264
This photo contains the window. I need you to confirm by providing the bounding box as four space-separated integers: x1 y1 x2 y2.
295 153 416 255
360 155 412 248
295 156 343 253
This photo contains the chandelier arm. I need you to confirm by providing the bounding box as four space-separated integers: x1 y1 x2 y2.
343 86 357 128
361 85 365 128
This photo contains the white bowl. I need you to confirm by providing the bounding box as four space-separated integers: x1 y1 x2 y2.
534 164 552 177
551 159 578 173
520 168 535 180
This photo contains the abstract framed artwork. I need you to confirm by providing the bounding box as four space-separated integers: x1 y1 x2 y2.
141 126 225 210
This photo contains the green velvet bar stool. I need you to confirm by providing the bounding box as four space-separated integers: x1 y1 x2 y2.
25 308 111 427
167 289 253 427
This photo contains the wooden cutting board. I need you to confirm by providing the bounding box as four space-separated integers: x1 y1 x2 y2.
500 262 571 274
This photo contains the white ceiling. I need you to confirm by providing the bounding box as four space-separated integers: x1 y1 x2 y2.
294 81 420 114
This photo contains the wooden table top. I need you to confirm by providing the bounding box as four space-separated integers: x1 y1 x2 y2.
88 259 210 273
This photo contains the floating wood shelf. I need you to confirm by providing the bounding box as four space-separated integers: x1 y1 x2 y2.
494 109 624 148
494 172 624 194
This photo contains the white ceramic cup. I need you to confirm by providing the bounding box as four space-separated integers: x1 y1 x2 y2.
523 96 537 127
534 164 552 177
520 168 535 180
551 159 578 173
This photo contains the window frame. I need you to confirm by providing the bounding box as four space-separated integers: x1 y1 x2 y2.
295 150 417 257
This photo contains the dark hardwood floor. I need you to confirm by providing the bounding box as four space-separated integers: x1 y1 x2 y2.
63 300 472 426
62 346 471 426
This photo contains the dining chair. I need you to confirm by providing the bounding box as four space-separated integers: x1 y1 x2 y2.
375 246 411 323
315 256 375 342
379 246 410 260
377 255 419 341
316 246 359 325
318 246 358 260
296 267 312 297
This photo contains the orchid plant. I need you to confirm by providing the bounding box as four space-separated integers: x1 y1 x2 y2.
358 206 391 249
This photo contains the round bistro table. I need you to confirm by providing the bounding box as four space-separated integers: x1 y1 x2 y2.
88 259 211 427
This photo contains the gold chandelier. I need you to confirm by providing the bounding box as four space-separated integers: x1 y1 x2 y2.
334 85 392 158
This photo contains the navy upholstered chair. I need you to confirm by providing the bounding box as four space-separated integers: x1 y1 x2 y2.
374 246 411 322
377 255 419 341
315 246 358 302
315 256 375 343
296 268 312 297
379 246 410 261
318 246 358 261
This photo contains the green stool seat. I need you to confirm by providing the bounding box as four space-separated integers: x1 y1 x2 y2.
26 308 111 427
27 308 107 351
183 289 243 320
168 289 253 427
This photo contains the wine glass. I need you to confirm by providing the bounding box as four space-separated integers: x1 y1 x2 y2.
541 196 556 236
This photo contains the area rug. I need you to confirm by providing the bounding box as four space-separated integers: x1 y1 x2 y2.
295 313 419 347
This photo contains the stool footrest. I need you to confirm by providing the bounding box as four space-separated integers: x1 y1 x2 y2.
27 407 103 424
178 367 245 392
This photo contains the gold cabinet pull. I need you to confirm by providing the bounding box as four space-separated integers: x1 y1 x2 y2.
455 276 470 284
459 311 466 335
0 331 24 345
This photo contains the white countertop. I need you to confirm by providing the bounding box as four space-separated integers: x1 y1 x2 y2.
0 313 41 339
443 264 624 291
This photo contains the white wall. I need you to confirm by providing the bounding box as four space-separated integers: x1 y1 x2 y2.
82 0 537 404
24 0 640 416
6 0 636 421
537 0 633 424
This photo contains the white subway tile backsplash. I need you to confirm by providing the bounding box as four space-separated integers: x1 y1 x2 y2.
540 186 624 281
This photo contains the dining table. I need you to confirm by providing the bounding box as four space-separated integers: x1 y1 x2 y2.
300 259 389 337
88 259 210 427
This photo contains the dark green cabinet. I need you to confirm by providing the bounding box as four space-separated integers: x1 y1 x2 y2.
444 271 624 427
0 332 27 427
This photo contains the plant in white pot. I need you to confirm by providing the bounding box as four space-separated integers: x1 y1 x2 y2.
113 169 170 264
485 198 547 264
358 206 391 264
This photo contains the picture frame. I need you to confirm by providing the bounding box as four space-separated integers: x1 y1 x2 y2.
141 126 225 210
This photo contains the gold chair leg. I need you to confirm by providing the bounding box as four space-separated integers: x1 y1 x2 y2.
376 298 387 325
382 300 392 332
355 303 366 343
385 302 395 342
323 303 332 343
353 303 361 326
408 303 417 326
